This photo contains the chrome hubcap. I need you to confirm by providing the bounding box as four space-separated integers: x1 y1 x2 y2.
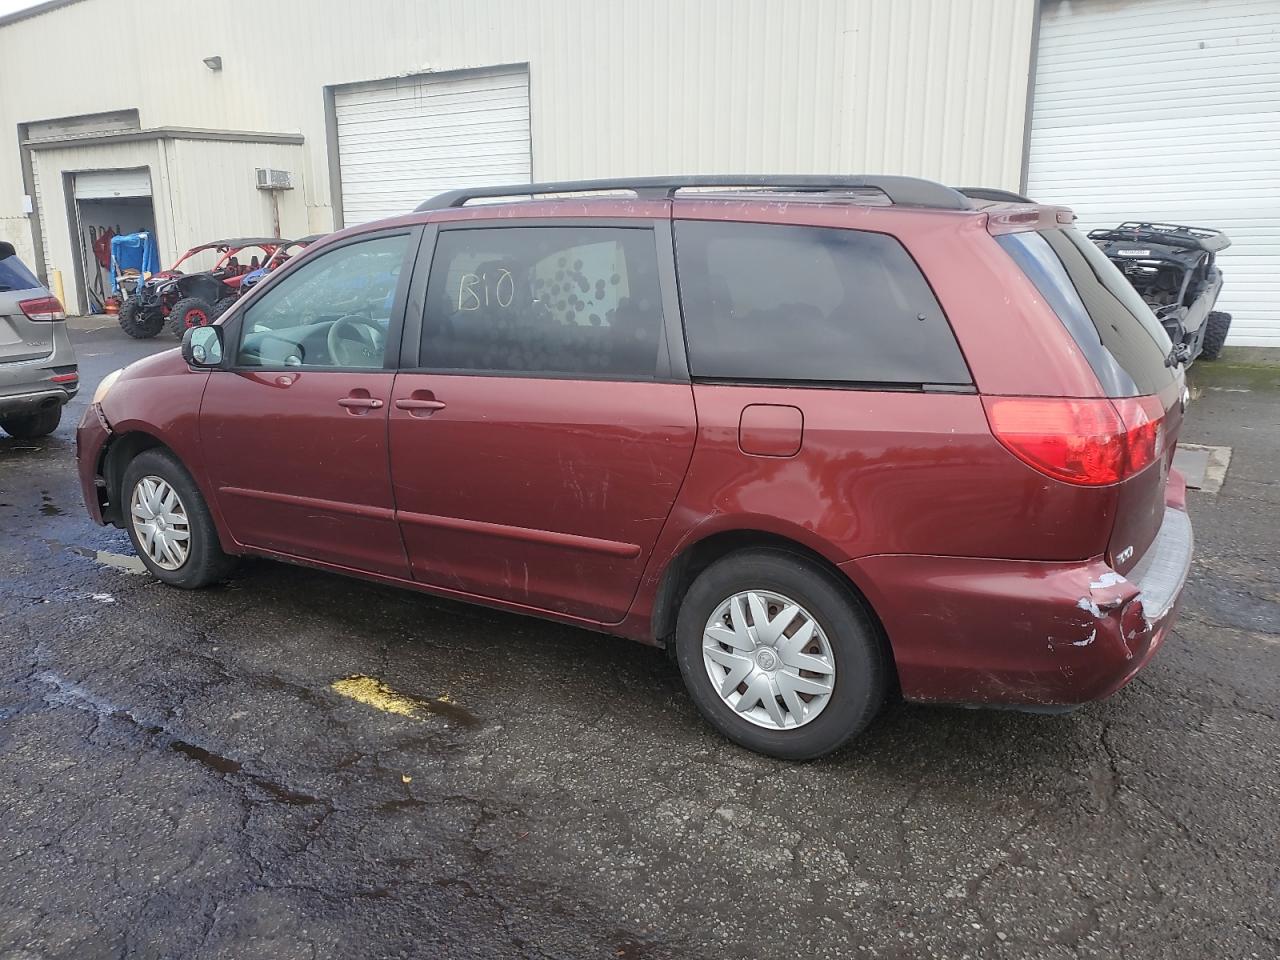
702 590 836 730
130 475 190 570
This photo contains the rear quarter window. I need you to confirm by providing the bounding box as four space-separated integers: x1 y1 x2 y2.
0 247 41 293
997 228 1175 397
674 220 970 386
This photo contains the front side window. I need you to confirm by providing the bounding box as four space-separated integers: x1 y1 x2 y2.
237 234 409 369
420 226 665 379
674 220 971 385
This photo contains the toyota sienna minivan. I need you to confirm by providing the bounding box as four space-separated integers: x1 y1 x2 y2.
77 176 1193 759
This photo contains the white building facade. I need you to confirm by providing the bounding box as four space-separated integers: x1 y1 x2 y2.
1 0 1275 347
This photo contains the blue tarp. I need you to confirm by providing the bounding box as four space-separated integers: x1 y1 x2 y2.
109 231 161 294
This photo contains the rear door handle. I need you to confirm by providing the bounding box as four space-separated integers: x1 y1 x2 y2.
394 398 446 411
337 397 384 409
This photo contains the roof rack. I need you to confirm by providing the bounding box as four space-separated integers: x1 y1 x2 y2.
1087 222 1230 254
955 186 1036 204
416 175 973 212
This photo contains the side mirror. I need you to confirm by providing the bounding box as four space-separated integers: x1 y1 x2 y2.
182 325 224 368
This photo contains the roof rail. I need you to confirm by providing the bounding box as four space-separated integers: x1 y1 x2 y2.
956 186 1036 204
416 175 974 212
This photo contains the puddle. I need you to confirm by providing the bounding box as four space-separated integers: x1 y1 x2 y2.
331 675 480 727
39 491 64 516
36 672 325 807
170 739 243 776
167 740 324 805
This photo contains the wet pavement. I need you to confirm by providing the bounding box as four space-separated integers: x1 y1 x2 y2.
2 324 1278 959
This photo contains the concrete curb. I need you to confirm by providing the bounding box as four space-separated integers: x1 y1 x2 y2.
66 315 122 333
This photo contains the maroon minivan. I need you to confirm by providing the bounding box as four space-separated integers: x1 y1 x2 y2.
77 176 1193 759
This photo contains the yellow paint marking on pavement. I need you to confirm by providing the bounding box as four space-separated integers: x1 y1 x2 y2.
331 675 424 718
331 675 479 727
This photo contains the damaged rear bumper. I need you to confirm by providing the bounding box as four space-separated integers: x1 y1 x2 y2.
844 478 1193 709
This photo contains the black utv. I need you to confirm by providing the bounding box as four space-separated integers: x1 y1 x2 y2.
1088 221 1232 363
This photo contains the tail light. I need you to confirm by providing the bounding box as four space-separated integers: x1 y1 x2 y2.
983 396 1164 486
19 296 65 322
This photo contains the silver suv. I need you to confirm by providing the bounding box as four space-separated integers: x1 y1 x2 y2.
0 242 78 439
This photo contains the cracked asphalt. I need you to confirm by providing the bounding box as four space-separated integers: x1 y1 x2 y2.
2 321 1278 959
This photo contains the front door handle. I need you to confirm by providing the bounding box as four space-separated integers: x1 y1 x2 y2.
338 396 384 410
394 398 446 412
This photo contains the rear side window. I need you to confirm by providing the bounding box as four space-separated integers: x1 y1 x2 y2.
997 228 1175 397
673 220 970 385
0 248 40 293
421 226 666 379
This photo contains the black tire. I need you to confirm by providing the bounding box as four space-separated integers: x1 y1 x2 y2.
120 448 236 588
117 297 164 339
212 296 238 319
674 549 888 760
0 405 62 439
1199 311 1232 361
166 296 215 339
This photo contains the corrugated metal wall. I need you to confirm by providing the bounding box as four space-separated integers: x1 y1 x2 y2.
0 0 1037 266
164 139 309 245
1027 0 1280 348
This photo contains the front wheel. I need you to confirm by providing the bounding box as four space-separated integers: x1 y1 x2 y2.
0 405 62 439
167 296 215 339
674 549 888 760
121 448 236 587
118 297 165 339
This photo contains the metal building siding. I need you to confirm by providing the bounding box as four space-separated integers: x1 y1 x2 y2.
0 0 1037 254
165 139 310 244
1027 0 1280 347
335 67 532 225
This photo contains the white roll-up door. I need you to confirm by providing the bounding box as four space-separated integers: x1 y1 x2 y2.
74 168 152 200
1027 0 1280 347
335 66 532 227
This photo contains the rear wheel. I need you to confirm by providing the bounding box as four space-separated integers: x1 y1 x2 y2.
0 405 62 439
212 296 238 319
121 448 236 587
674 549 888 759
1199 311 1232 361
117 297 164 339
167 297 215 339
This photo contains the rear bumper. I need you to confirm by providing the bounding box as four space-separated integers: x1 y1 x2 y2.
0 384 75 418
0 322 78 416
844 479 1193 709
75 402 112 525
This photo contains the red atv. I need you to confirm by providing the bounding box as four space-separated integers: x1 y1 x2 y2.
117 238 283 339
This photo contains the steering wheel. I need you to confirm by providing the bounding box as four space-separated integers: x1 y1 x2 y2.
327 314 385 367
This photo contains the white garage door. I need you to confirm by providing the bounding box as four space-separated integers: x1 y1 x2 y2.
1027 0 1280 347
74 168 151 200
335 66 531 226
